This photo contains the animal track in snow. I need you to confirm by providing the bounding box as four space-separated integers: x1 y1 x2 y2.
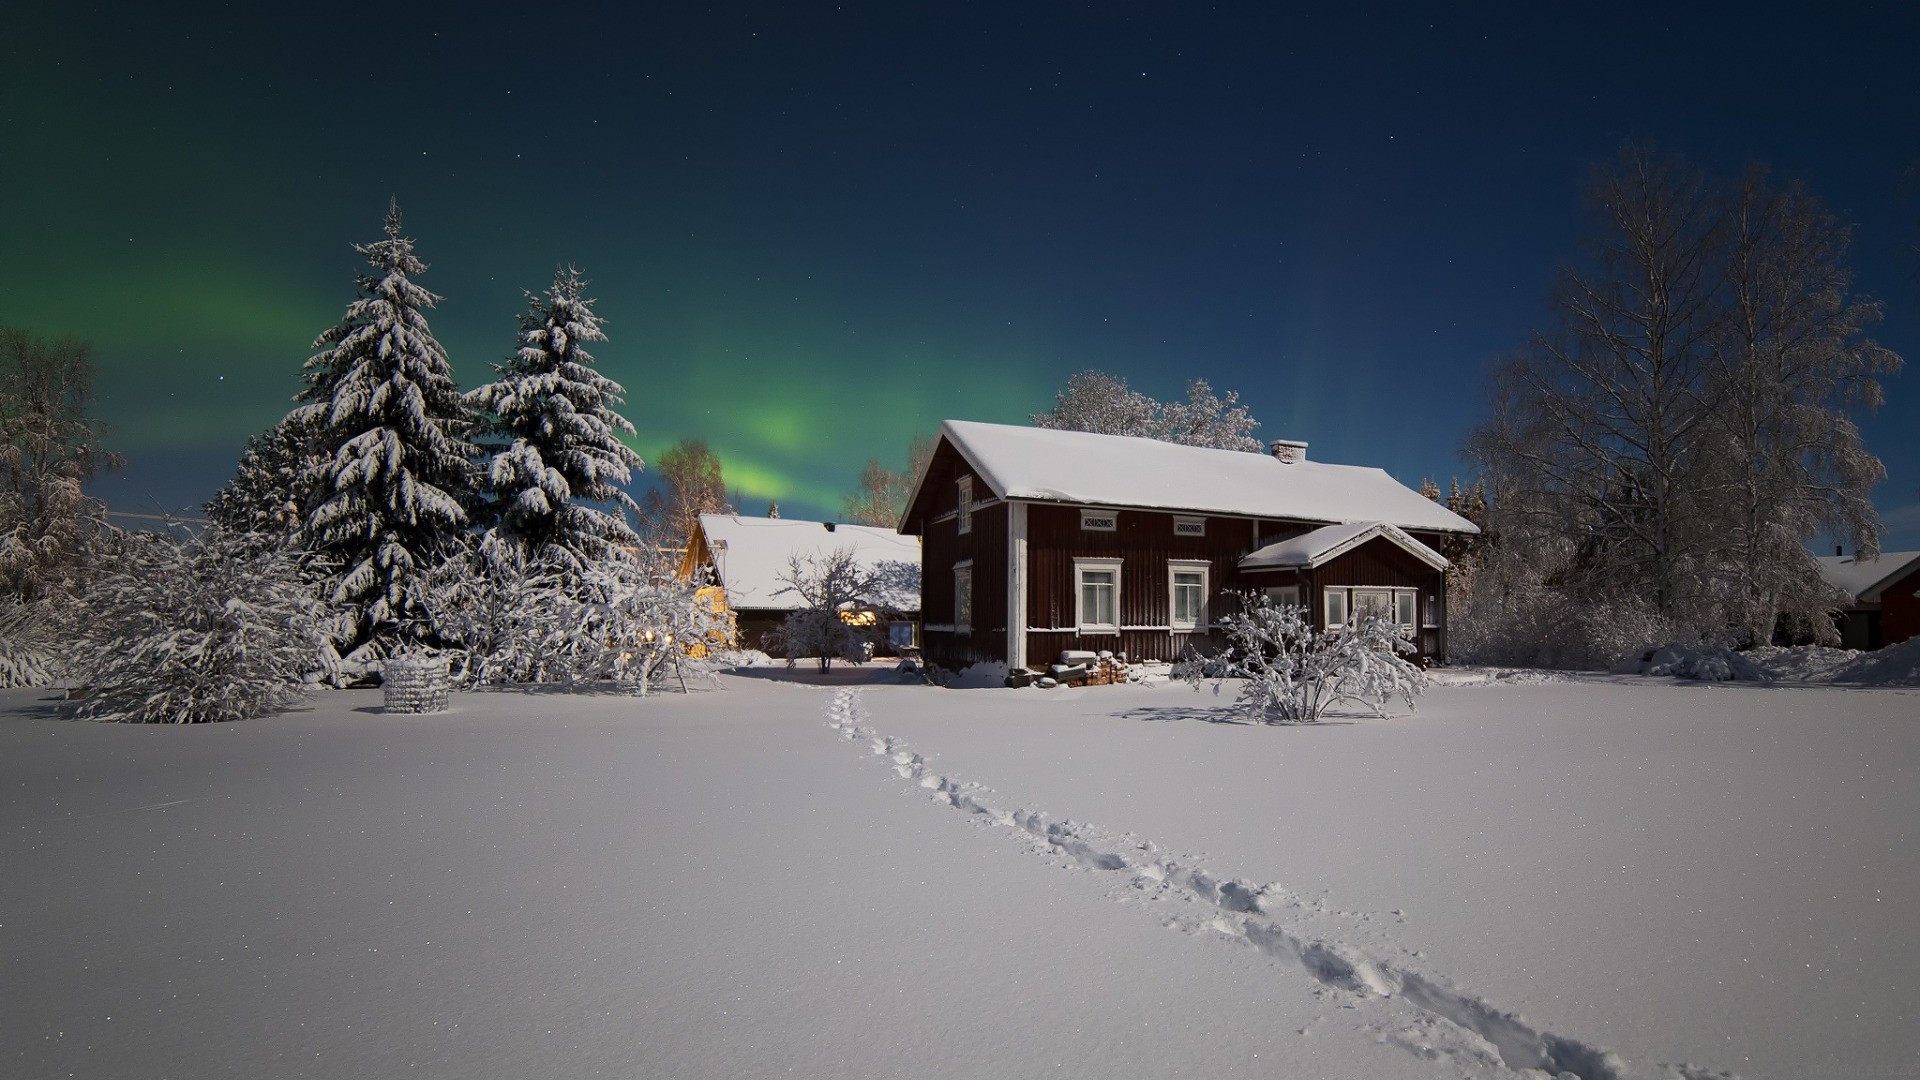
822 687 1736 1080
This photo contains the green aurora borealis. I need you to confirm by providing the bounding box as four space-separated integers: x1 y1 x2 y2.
5 4 1918 539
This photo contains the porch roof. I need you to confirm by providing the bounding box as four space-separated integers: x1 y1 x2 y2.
1238 520 1449 573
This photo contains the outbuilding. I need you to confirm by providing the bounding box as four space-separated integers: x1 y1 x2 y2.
1816 550 1920 650
680 514 922 655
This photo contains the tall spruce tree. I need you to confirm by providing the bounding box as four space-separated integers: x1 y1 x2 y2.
292 200 475 651
204 419 318 539
468 266 645 573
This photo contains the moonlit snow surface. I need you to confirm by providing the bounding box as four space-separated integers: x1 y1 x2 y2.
3 670 1915 1079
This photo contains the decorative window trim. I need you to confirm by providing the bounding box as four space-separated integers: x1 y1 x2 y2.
1073 557 1123 635
956 477 973 535
1080 509 1118 532
1173 516 1206 537
1324 585 1419 632
953 560 974 634
1168 559 1209 632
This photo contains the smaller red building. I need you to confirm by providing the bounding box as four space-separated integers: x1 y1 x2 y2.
1817 550 1920 650
899 421 1479 671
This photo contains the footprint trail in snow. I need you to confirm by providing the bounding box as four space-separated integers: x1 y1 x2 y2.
822 687 1742 1080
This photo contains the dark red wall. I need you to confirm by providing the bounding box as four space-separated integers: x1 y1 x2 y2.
1881 565 1920 647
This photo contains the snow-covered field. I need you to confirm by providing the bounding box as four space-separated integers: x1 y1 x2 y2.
3 670 1915 1079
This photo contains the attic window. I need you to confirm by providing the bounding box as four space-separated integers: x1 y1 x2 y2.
956 477 973 535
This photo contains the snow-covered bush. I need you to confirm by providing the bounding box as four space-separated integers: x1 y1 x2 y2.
66 529 337 723
1447 546 1675 671
421 549 728 693
0 598 64 686
1619 644 1769 682
1182 594 1425 723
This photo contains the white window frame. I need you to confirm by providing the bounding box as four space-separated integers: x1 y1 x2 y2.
1073 557 1123 635
1168 560 1210 632
1423 593 1439 629
956 477 973 535
1173 516 1205 537
953 561 973 633
1079 509 1117 532
1329 585 1421 634
1324 587 1348 627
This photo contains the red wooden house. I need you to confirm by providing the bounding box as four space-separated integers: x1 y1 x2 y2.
899 420 1479 671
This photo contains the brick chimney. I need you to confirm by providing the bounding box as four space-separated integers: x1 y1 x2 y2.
1269 440 1308 464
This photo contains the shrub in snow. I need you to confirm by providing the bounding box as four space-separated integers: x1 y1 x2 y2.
765 547 898 672
66 529 337 723
421 549 728 693
1621 644 1769 681
1181 594 1425 723
1447 545 1675 671
0 599 64 687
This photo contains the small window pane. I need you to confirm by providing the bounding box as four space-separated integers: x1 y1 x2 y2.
1080 569 1117 629
1325 589 1347 626
1172 570 1204 628
955 567 972 630
1396 592 1417 627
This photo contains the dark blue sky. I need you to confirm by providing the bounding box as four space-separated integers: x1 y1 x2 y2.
5 2 1917 543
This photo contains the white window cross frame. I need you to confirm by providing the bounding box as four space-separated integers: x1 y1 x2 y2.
1074 557 1123 635
1168 560 1210 631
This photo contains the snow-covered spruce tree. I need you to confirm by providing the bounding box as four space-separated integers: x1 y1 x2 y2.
291 200 476 654
204 419 319 541
66 528 337 723
467 266 644 575
1181 593 1425 723
765 547 891 672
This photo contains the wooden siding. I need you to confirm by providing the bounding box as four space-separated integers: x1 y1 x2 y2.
917 450 1010 668
1021 504 1263 665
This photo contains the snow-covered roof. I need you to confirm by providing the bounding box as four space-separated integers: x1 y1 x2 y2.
1238 521 1449 572
929 420 1478 533
1816 551 1920 603
696 515 921 613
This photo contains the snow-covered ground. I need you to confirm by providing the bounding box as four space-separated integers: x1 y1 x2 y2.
3 669 1915 1079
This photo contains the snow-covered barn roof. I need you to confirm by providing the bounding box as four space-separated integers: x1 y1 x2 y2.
1816 551 1920 604
918 420 1479 534
695 515 921 613
1238 521 1449 572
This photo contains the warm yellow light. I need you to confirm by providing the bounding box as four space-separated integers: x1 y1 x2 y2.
838 609 879 627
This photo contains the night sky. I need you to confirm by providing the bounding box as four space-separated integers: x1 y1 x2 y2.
6 3 1919 544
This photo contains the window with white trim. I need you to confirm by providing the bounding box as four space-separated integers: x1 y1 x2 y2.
1423 593 1439 628
1169 560 1209 631
1324 587 1348 627
1325 586 1419 633
956 477 973 534
1074 558 1122 634
954 562 973 633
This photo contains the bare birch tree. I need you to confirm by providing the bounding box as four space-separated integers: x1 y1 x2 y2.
1466 144 1901 655
841 435 934 528
640 437 731 550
